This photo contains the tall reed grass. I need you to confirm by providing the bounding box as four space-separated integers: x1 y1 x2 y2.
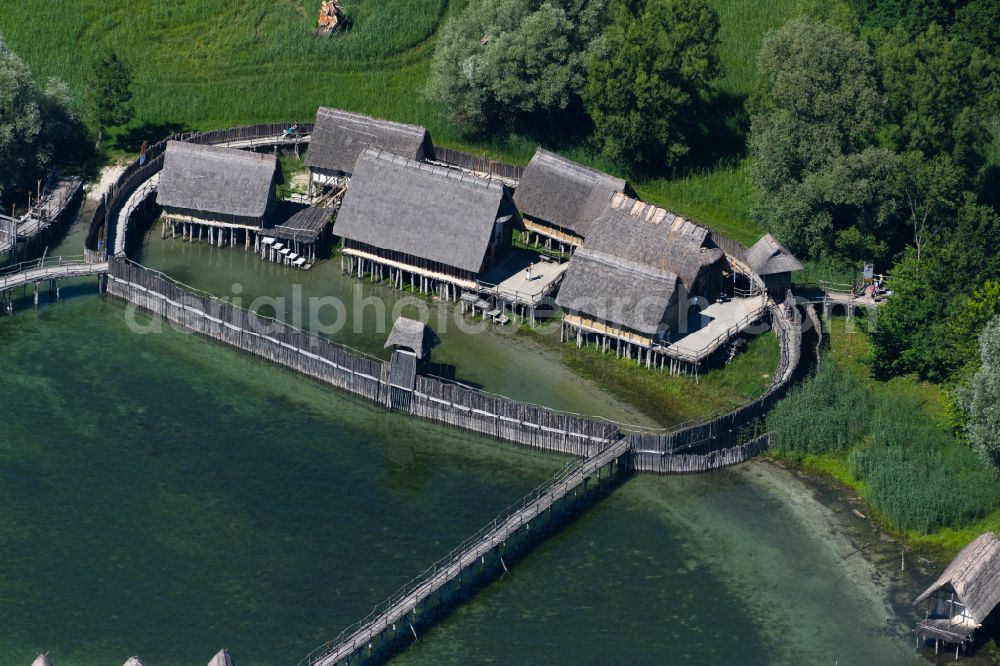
768 361 1000 534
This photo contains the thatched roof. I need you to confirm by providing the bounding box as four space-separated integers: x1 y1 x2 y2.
746 234 804 276
385 317 440 359
31 654 51 666
263 203 334 243
207 649 237 666
158 141 277 219
914 532 1000 625
335 149 517 273
306 107 431 174
556 194 723 335
513 148 627 237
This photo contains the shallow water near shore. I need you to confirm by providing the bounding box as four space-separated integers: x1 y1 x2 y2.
396 462 920 665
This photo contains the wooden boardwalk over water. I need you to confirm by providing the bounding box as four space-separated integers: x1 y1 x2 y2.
0 175 83 258
306 437 632 666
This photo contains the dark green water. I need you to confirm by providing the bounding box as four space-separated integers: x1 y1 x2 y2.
0 294 565 664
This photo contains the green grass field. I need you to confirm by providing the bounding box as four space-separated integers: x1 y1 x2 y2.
0 0 803 242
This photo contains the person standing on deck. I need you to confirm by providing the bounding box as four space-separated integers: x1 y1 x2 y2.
525 263 533 281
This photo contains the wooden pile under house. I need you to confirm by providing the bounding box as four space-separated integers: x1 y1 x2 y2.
334 148 520 300
258 203 334 268
746 233 804 299
157 141 278 252
556 193 726 368
306 107 433 194
513 148 629 253
914 532 1000 659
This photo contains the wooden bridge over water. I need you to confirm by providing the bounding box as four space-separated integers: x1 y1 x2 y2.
0 257 108 311
305 437 632 666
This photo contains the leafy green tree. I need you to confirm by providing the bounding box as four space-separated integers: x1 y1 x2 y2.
892 151 962 263
426 0 601 130
749 17 891 260
0 36 75 200
874 23 993 181
962 316 1000 472
87 50 133 148
869 200 1000 380
582 0 720 170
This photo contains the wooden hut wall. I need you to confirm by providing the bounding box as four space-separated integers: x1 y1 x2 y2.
343 239 478 284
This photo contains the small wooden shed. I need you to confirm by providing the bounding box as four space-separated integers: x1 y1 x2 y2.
914 532 1000 658
306 107 433 192
556 193 726 362
513 148 628 252
157 141 278 251
335 148 520 298
745 233 803 299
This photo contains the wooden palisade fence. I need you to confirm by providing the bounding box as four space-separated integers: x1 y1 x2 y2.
106 258 804 471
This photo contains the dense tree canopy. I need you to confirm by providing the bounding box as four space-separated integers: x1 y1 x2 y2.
0 36 75 201
961 316 1000 473
582 0 720 171
749 17 892 260
426 0 601 130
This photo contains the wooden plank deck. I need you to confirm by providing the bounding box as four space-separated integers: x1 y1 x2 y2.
309 436 632 666
0 260 108 292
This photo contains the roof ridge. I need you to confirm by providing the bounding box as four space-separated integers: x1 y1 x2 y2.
360 147 503 192
534 148 626 188
166 140 277 165
577 247 678 284
317 106 426 135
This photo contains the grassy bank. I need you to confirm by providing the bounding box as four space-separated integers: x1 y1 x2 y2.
768 318 1000 558
0 0 803 245
521 326 781 428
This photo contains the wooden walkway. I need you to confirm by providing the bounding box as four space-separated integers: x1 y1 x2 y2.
0 176 82 256
306 436 632 666
0 258 108 292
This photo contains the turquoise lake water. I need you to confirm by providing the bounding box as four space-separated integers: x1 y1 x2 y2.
0 219 922 664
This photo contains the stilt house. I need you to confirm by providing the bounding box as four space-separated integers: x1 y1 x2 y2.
914 532 1000 657
557 193 726 361
306 107 433 192
513 148 628 252
334 148 520 299
746 233 803 299
157 141 278 249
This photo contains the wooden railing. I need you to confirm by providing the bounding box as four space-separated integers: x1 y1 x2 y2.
429 146 525 182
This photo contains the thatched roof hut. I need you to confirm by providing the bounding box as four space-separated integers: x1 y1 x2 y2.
914 532 1000 649
335 149 519 287
745 234 804 299
207 649 237 666
385 317 441 359
157 141 278 225
306 107 432 177
513 148 627 244
556 193 724 344
746 234 804 276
